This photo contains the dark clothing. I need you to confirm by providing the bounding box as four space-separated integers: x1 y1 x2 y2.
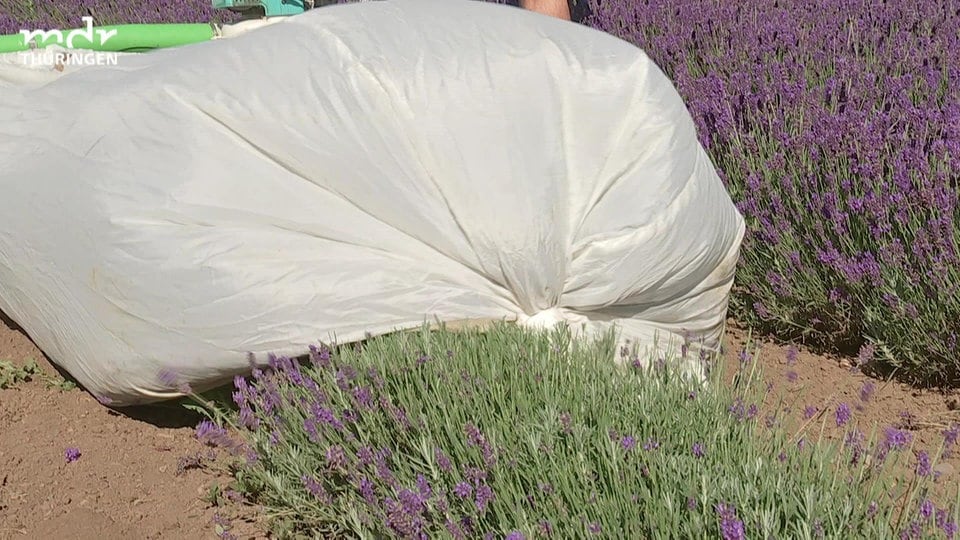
568 0 592 24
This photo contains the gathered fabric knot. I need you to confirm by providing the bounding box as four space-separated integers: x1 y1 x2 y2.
516 307 588 335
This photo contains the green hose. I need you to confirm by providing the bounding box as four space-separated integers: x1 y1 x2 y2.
0 23 215 54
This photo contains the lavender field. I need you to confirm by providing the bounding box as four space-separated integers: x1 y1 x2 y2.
590 0 960 384
0 0 241 32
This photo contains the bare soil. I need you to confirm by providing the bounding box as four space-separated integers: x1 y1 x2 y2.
0 317 264 540
1 315 958 539
721 321 960 506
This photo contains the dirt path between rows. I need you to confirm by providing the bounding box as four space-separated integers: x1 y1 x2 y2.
2 316 958 539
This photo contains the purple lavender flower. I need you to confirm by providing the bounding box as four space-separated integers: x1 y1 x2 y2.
303 417 319 443
352 385 375 410
242 445 258 466
621 435 637 451
859 381 876 402
384 491 426 539
464 466 487 485
64 447 81 463
325 445 347 470
366 367 385 390
158 368 192 394
300 475 331 504
687 497 698 510
692 442 705 458
358 475 377 506
445 519 466 540
916 451 932 477
901 521 923 539
354 446 374 467
884 427 913 450
474 484 494 513
844 429 865 462
374 451 397 488
587 522 602 535
715 502 745 540
938 508 950 529
943 423 960 455
786 370 798 383
453 481 472 499
433 447 452 473
643 437 660 451
435 494 450 515
944 521 959 540
803 405 819 419
920 499 934 520
835 403 852 427
729 398 752 422
505 532 525 540
311 403 344 432
308 344 331 369
195 420 236 449
463 424 497 467
415 474 432 499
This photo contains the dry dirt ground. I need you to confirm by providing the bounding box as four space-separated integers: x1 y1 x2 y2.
2 315 959 539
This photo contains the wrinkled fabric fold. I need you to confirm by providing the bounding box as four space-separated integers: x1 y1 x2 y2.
0 0 744 406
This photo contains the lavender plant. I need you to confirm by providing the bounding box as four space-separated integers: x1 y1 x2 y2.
191 324 958 538
587 0 960 384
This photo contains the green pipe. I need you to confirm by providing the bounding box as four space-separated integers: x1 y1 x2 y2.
0 23 215 54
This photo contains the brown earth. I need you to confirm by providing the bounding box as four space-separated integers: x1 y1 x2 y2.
1 315 959 539
721 322 960 508
0 316 265 540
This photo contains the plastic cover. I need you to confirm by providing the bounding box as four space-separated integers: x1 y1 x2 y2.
0 0 745 406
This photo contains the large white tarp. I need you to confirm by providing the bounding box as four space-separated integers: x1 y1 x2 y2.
0 0 745 406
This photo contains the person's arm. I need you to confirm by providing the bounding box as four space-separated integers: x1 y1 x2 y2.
519 0 571 20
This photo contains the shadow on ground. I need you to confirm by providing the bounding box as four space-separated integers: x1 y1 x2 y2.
2 308 206 429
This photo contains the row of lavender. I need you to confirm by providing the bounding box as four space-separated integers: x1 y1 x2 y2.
0 0 508 32
588 0 960 383
193 326 959 539
0 0 241 33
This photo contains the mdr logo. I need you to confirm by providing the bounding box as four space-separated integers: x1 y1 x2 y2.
18 16 120 68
